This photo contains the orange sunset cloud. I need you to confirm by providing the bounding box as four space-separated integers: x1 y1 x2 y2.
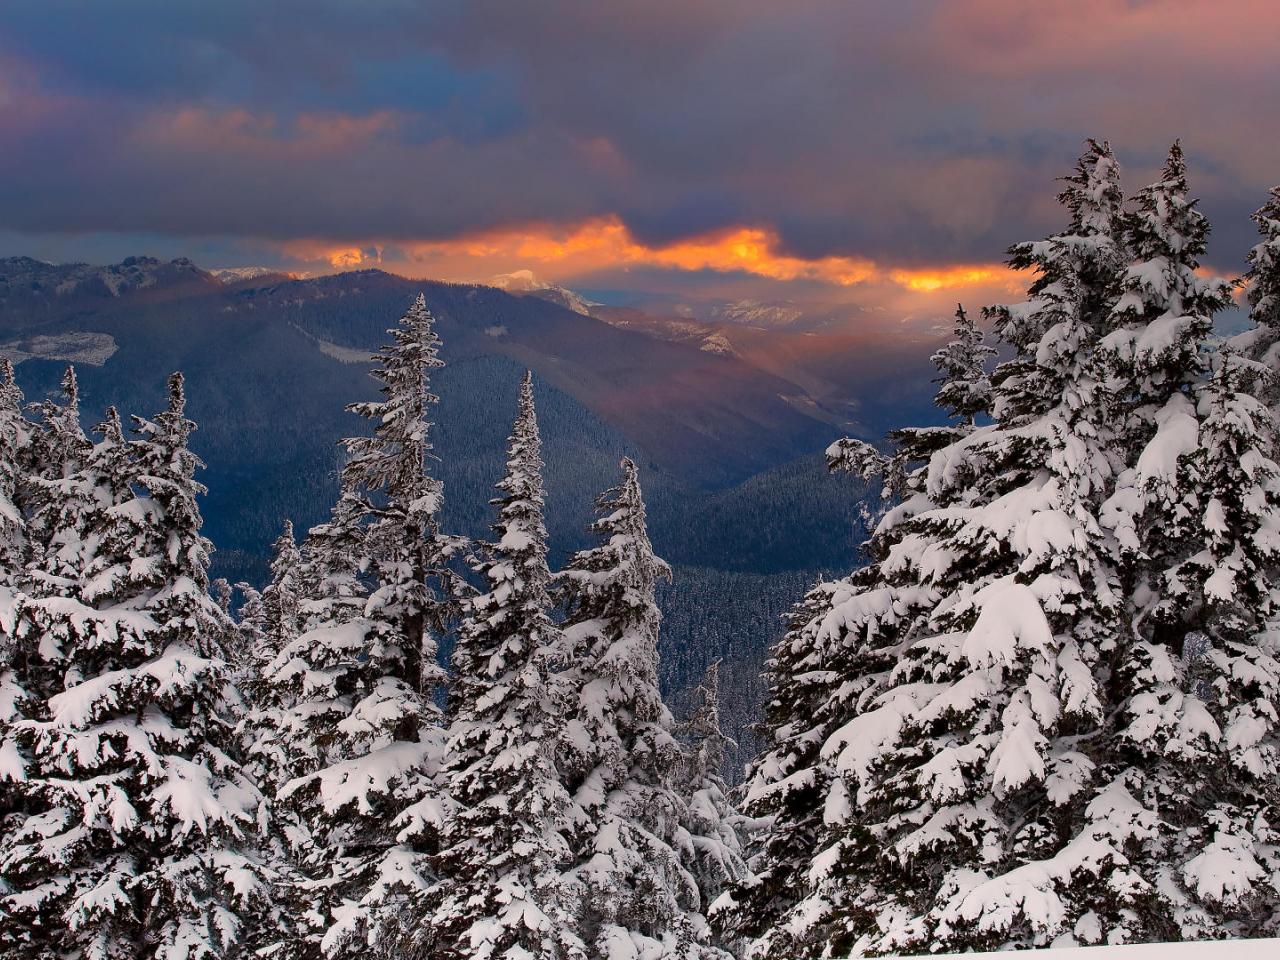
279 217 1019 296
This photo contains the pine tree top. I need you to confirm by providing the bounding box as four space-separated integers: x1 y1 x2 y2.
930 303 995 425
1246 185 1280 331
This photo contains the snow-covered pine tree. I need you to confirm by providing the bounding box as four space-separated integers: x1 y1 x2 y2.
260 520 302 668
678 660 749 927
234 583 267 654
24 366 90 562
0 358 29 578
827 301 994 516
2 403 134 957
557 455 726 958
932 304 997 428
722 296 1002 957
725 139 1139 957
1151 354 1280 938
821 141 1133 955
238 521 304 818
253 296 458 958
212 578 234 615
995 138 1126 422
1234 185 1280 408
1092 145 1275 941
242 488 389 959
0 372 263 960
0 357 30 945
429 371 582 960
342 292 462 701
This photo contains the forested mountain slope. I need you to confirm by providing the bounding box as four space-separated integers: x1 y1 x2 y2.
0 257 926 774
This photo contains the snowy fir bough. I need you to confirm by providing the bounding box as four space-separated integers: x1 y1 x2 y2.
5 139 1280 960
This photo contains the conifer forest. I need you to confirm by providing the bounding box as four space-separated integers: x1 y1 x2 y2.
4 135 1280 960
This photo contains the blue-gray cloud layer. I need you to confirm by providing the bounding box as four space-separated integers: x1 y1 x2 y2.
0 0 1274 269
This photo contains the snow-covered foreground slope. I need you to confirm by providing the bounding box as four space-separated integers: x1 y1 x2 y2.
965 939 1279 960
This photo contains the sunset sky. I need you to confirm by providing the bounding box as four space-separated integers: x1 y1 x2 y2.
0 0 1274 324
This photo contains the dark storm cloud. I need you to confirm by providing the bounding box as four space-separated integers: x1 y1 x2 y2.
0 0 1276 270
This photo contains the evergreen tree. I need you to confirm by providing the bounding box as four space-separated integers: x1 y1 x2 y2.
1234 185 1280 408
0 359 29 578
430 371 583 960
0 372 263 960
0 357 30 946
234 583 267 657
211 578 234 615
931 304 996 427
558 455 724 958
238 521 304 831
725 294 1002 957
679 661 749 927
250 296 458 958
726 139 1134 956
827 300 994 511
25 366 90 563
341 292 462 700
260 520 302 668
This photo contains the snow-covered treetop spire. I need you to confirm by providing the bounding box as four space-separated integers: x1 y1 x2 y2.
1059 138 1124 239
984 139 1127 424
128 370 211 595
32 364 87 456
931 303 995 425
450 369 555 705
341 292 458 697
261 518 302 664
1102 140 1233 406
684 658 733 783
562 454 671 630
0 358 23 449
95 405 123 445
827 302 993 499
1247 185 1280 332
490 368 552 605
433 369 582 960
342 291 444 509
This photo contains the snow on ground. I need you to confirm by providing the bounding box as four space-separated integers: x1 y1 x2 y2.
1 332 118 366
965 939 1278 960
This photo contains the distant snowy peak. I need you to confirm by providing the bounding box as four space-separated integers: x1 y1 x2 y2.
0 255 217 301
490 269 600 316
698 332 737 356
711 299 806 329
213 266 298 284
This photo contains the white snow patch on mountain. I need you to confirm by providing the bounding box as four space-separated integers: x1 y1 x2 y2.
490 269 599 316
1 332 118 366
289 322 372 364
699 332 736 356
711 299 805 329
213 266 292 283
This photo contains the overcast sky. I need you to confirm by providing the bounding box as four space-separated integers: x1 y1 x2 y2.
0 1 1274 322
